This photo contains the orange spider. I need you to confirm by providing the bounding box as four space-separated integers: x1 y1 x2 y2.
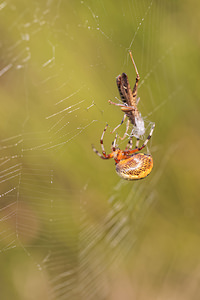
92 123 155 180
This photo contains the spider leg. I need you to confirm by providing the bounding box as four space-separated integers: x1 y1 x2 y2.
108 100 135 139
124 123 155 155
92 145 113 159
135 137 140 148
125 133 140 150
129 126 140 148
125 134 133 150
125 135 135 150
112 133 118 150
110 114 127 134
137 122 155 150
119 119 130 140
99 123 109 156
92 124 114 160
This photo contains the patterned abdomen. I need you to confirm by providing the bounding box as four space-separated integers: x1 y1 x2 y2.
115 153 153 180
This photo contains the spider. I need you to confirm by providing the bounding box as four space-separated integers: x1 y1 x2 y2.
108 51 145 140
92 123 155 180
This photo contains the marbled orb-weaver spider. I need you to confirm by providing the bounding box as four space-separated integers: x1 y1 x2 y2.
109 51 145 140
92 123 155 180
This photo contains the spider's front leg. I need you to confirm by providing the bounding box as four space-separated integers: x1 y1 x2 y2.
108 100 134 138
110 113 127 135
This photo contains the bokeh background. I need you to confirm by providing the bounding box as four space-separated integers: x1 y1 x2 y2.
0 0 200 299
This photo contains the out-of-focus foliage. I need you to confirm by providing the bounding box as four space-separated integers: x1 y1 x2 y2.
0 1 200 299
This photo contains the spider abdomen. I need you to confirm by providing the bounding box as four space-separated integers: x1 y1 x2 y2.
115 153 153 180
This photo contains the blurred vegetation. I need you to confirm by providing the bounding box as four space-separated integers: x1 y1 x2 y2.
0 0 200 299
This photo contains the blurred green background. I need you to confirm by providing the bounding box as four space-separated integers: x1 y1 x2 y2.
0 0 200 299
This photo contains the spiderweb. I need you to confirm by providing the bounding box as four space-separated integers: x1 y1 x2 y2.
0 1 187 299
